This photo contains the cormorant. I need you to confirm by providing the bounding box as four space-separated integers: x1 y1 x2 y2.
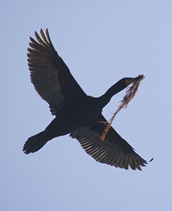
23 29 147 170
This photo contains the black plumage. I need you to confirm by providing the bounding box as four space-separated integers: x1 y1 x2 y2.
23 29 147 170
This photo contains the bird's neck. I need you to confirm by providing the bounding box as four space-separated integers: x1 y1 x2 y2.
97 81 126 108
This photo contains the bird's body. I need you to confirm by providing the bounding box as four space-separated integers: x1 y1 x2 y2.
47 96 103 138
23 29 147 170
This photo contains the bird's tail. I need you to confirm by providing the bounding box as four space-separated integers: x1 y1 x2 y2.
23 131 48 154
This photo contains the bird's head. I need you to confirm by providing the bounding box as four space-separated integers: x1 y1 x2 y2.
125 75 145 87
118 75 145 91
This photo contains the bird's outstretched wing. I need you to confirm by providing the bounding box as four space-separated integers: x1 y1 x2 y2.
71 115 147 170
27 29 86 115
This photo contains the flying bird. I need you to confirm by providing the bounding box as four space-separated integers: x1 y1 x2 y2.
23 29 147 170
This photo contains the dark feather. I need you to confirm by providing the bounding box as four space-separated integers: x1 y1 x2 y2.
28 28 86 115
71 115 147 170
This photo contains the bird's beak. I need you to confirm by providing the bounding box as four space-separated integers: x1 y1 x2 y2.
134 74 145 81
125 74 145 86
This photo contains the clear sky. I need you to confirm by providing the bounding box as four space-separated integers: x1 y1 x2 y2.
1 1 172 210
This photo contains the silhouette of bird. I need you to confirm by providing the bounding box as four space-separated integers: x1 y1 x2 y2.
23 29 147 170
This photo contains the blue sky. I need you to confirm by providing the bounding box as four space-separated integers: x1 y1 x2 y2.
1 1 172 210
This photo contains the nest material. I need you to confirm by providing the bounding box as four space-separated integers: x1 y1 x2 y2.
100 74 145 141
